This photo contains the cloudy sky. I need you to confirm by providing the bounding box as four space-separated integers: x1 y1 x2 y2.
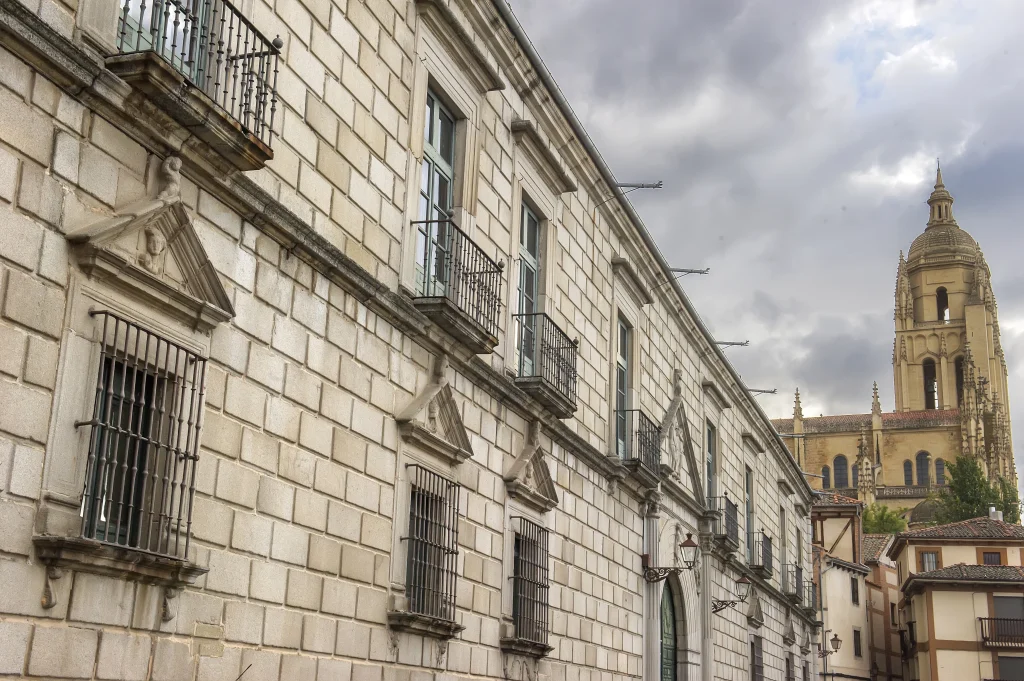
509 0 1024 473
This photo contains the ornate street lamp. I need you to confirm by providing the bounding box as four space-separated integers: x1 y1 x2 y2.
818 628 842 680
641 533 701 582
711 575 752 613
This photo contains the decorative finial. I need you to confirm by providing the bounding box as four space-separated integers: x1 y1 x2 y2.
935 158 944 188
794 388 803 420
871 382 881 415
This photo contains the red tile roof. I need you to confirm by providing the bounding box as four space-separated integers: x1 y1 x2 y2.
896 516 1024 540
905 563 1024 586
862 534 893 563
812 492 861 506
772 409 960 435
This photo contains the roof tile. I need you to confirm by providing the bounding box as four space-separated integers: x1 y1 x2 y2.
862 534 893 562
897 516 1024 540
812 492 861 506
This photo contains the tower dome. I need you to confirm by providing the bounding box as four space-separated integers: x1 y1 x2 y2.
907 163 979 267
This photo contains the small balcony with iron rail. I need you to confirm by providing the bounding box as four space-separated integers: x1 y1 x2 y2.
802 579 818 617
782 564 804 605
616 409 661 488
708 495 740 552
410 218 504 353
749 531 773 579
512 313 578 418
980 618 1024 648
106 0 283 170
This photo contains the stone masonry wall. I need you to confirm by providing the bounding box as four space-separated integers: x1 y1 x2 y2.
0 0 815 679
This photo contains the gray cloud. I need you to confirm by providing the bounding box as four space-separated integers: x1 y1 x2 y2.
509 0 1024 475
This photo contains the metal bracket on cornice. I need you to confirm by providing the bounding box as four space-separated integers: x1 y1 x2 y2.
748 388 778 396
716 341 750 348
595 181 663 208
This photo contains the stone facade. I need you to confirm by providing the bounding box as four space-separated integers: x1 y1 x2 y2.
0 1 815 681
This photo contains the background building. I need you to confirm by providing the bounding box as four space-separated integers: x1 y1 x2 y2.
889 514 1024 681
0 0 816 680
774 172 1016 519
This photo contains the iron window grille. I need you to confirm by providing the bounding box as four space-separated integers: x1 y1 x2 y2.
403 465 460 622
853 629 862 657
980 618 1024 647
510 517 550 646
76 310 207 559
411 217 504 339
114 0 281 147
851 575 860 605
616 409 661 471
786 654 795 681
750 635 764 681
514 312 579 407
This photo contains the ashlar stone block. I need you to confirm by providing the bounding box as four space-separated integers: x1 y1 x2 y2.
0 619 31 675
96 631 151 681
28 625 98 679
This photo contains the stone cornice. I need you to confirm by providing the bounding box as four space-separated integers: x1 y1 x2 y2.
510 118 577 194
414 0 504 93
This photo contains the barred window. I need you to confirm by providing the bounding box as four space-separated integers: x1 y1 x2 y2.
404 465 460 621
853 629 862 657
511 517 550 645
851 576 859 605
750 636 764 681
984 552 1002 565
78 310 206 558
785 653 795 681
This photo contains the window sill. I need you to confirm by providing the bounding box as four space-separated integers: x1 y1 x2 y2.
33 535 207 588
387 610 465 640
105 51 274 172
500 637 554 659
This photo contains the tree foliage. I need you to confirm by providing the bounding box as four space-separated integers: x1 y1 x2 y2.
933 456 1020 525
862 503 907 533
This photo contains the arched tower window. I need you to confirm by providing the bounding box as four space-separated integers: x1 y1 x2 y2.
936 288 949 322
923 358 938 410
834 455 849 489
661 585 678 681
852 462 859 488
936 458 946 486
822 466 831 489
916 451 930 486
903 460 913 486
955 356 965 406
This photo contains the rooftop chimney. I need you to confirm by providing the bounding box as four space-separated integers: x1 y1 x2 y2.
990 506 1004 521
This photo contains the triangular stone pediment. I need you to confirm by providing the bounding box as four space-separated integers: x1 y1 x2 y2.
504 421 559 513
660 369 705 506
396 355 474 466
782 616 796 646
746 593 765 629
67 197 233 332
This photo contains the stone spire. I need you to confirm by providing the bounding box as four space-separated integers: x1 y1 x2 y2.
793 388 803 420
871 382 881 416
857 427 875 505
927 159 956 228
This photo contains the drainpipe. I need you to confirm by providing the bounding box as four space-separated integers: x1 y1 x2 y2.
818 561 836 680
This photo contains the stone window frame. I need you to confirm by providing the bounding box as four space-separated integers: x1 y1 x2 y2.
402 28 485 298
608 286 643 457
386 450 466 640
499 497 553 658
34 266 217 607
506 182 558 372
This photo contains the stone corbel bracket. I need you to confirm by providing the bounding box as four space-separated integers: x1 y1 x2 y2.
503 421 559 513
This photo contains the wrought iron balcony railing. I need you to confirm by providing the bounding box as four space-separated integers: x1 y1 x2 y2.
749 531 773 577
802 580 818 613
114 0 281 147
980 618 1024 647
709 495 739 549
782 564 804 604
616 409 661 475
513 313 578 418
412 219 504 352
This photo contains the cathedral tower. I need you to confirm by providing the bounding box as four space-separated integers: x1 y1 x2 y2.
892 164 1014 481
